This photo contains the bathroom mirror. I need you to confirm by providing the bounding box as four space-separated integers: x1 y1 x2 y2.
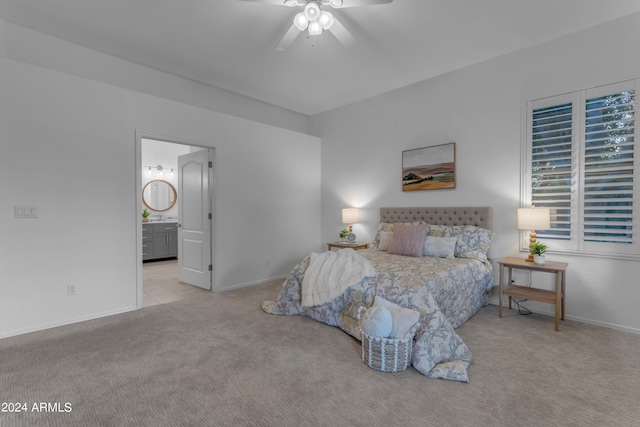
142 180 177 212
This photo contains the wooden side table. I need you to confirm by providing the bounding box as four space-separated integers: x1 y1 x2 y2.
498 256 569 331
327 242 369 251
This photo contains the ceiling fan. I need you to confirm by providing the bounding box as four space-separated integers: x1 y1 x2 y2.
238 0 393 51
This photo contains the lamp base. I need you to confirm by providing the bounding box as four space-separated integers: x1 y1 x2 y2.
526 231 537 262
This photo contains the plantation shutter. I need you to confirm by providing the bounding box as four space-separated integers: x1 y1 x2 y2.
529 94 578 249
582 83 637 253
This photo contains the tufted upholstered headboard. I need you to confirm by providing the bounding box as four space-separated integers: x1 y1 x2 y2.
379 207 493 231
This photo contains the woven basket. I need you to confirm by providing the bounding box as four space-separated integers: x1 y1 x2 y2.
361 332 414 373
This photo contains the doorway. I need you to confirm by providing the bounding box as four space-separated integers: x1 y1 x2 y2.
136 134 214 308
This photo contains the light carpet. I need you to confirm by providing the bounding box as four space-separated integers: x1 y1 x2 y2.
2 280 640 427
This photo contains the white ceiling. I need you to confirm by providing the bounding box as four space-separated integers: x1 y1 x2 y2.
2 0 640 116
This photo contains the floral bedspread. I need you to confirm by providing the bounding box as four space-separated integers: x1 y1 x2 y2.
262 248 493 382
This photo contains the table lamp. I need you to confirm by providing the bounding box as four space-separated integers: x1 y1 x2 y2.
342 208 360 232
517 206 550 262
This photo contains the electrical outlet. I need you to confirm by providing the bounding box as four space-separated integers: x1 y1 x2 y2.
67 285 77 296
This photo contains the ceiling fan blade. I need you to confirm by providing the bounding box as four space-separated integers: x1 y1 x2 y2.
334 0 393 8
329 17 358 48
236 0 393 7
236 0 289 6
275 24 301 51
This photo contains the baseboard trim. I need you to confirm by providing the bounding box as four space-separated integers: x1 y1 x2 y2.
489 301 640 335
219 275 287 292
0 305 140 340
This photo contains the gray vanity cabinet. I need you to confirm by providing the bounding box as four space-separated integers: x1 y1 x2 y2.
142 223 152 260
142 222 178 261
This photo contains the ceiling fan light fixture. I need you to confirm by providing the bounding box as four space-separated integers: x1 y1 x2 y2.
318 10 334 29
293 12 309 31
268 0 368 50
303 2 321 21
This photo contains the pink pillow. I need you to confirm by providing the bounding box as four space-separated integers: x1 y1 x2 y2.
387 223 428 257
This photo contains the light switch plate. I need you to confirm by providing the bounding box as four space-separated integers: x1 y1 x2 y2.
14 206 38 218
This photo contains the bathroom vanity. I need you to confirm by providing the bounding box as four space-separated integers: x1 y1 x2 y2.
142 222 178 261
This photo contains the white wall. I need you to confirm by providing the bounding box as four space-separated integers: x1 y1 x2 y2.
0 19 309 134
0 57 321 338
311 12 640 333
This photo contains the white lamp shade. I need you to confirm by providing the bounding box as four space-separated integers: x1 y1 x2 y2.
293 12 309 31
342 208 360 224
318 11 334 29
308 21 323 35
304 2 321 21
517 207 551 230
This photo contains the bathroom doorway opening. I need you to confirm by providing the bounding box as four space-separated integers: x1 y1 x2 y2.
136 134 214 308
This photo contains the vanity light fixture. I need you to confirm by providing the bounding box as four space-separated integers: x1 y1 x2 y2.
143 164 175 178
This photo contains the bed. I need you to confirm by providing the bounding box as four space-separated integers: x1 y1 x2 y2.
262 207 494 382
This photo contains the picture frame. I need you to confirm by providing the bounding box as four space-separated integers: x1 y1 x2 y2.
402 142 456 191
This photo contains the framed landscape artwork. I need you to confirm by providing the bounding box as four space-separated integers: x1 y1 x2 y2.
402 142 456 191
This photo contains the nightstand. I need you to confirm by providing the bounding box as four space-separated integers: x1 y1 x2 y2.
327 242 369 251
498 256 568 331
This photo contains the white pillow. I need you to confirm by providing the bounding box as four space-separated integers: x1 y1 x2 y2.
423 236 457 258
360 305 393 338
378 231 393 251
373 296 420 338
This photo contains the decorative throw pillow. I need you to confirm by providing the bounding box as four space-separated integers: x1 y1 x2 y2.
423 236 457 258
427 224 493 262
373 296 420 338
360 305 393 338
387 223 429 257
372 221 424 249
372 222 394 249
426 224 452 238
378 231 393 251
450 225 493 262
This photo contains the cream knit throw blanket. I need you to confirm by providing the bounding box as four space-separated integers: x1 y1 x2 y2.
301 248 376 307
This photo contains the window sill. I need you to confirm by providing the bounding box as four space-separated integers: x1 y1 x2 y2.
520 248 640 262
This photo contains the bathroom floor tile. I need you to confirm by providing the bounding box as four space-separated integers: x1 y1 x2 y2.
143 259 210 306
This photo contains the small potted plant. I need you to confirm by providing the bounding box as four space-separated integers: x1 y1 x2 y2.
142 208 151 222
339 228 349 241
530 241 548 265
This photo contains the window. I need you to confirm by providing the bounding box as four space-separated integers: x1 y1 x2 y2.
524 80 639 258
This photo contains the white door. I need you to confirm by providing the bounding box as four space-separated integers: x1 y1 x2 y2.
178 149 212 289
